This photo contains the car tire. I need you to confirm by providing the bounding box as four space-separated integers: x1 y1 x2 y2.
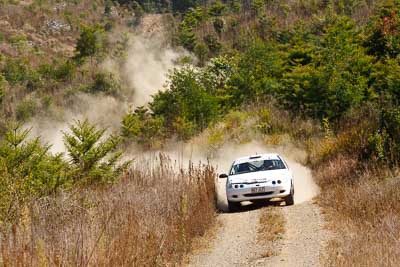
285 184 295 206
228 201 241 212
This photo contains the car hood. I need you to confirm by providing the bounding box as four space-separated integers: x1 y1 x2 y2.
228 169 291 183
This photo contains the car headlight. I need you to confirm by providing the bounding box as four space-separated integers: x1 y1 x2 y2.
227 179 233 188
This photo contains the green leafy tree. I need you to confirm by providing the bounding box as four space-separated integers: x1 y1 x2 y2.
370 58 400 102
172 0 200 13
151 66 220 133
179 7 206 50
63 120 130 185
209 1 227 16
0 125 68 224
74 25 104 61
213 18 225 35
88 72 121 96
280 17 372 119
121 106 165 147
2 58 29 85
226 40 284 107
364 2 400 59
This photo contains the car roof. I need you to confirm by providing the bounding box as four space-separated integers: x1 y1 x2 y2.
233 153 281 164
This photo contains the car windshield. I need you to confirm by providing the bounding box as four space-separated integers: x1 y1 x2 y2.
229 159 286 175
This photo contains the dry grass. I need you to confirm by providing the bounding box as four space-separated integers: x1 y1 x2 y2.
314 154 400 266
257 207 285 258
0 154 217 266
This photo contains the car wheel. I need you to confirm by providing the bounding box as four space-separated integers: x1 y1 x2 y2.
285 184 295 206
228 201 241 212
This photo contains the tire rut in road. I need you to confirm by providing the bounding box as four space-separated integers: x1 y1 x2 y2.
188 206 263 267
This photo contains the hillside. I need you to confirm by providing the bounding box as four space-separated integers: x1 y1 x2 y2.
1 0 400 266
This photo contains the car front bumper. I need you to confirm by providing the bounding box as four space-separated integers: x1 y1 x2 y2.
226 181 291 202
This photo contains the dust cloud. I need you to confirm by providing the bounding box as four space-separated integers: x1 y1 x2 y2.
30 32 186 154
145 140 319 208
122 34 184 107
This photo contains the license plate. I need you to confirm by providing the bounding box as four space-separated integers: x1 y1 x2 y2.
251 187 265 193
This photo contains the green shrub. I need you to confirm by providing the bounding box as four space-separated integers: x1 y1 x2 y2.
16 98 37 122
194 42 209 64
88 72 121 95
121 109 143 138
63 120 130 185
204 34 221 54
209 1 227 16
256 108 272 134
54 60 77 81
74 24 105 61
151 66 220 132
39 60 76 82
213 18 225 35
178 7 206 50
2 59 29 85
0 125 69 224
173 116 196 140
121 107 166 147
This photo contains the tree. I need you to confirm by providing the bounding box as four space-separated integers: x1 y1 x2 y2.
226 40 284 107
279 16 372 120
150 66 220 133
172 0 200 13
74 25 104 62
364 2 400 59
0 125 68 224
63 120 130 185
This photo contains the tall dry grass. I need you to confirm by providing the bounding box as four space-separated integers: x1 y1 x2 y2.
314 153 400 266
0 154 217 266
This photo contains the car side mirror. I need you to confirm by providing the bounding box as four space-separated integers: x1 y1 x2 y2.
219 173 228 179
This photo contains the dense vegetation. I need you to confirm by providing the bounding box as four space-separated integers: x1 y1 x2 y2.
1 0 400 265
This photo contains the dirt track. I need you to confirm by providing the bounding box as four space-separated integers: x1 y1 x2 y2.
188 160 329 267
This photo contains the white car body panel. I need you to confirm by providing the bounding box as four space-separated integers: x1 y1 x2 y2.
225 154 293 202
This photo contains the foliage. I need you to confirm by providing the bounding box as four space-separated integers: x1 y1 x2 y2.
2 58 30 85
74 24 105 61
63 120 130 185
179 7 206 50
16 98 37 122
0 125 68 224
226 40 284 107
172 0 200 13
88 72 121 96
121 106 165 147
364 1 400 59
151 66 220 133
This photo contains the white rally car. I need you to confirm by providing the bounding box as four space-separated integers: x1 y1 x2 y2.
219 153 294 212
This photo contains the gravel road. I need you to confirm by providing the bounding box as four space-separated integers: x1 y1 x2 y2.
187 159 329 267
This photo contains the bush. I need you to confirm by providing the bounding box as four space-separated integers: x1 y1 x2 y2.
0 125 68 224
88 72 121 95
74 24 105 61
151 66 220 132
39 60 76 82
2 59 29 85
213 17 225 35
121 107 166 147
63 120 130 185
16 98 37 122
